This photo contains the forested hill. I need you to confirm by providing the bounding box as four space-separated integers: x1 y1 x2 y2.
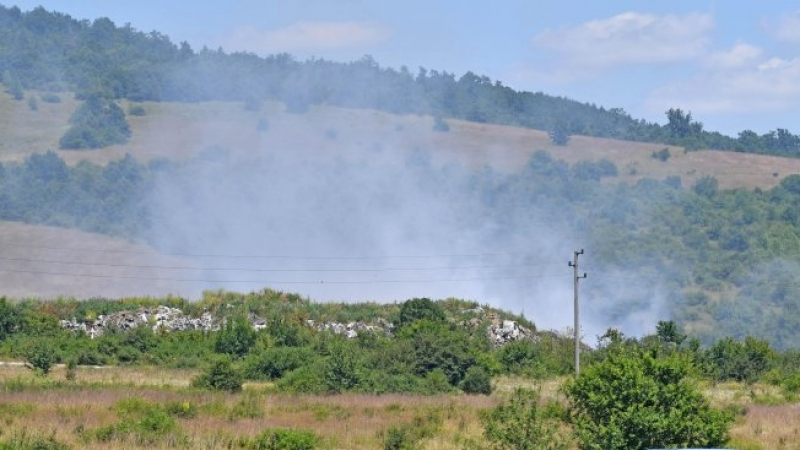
2 3 800 157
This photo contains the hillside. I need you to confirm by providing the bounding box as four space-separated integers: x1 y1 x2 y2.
4 89 800 191
8 86 800 348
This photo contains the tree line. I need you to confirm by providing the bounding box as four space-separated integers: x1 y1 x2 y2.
2 4 800 156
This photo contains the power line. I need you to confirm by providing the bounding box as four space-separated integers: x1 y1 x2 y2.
0 267 569 285
0 256 557 273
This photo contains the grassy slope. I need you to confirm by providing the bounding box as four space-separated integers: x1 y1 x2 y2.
3 89 800 301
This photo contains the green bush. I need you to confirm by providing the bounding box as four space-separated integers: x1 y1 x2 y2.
0 431 70 450
243 347 316 380
564 349 733 450
24 340 57 375
192 356 243 392
245 428 318 450
481 387 572 450
459 365 493 395
276 363 326 394
397 298 445 329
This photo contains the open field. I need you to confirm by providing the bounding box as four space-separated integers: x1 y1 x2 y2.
0 363 795 449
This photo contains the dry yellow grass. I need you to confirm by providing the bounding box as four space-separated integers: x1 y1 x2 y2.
2 364 793 449
5 89 800 190
0 362 499 450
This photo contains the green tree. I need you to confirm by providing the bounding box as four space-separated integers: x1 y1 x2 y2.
59 95 131 149
24 340 57 375
0 298 21 341
564 349 732 450
481 387 572 450
703 336 773 383
215 314 257 358
549 121 570 145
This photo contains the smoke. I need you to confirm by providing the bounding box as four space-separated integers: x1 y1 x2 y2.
137 111 668 339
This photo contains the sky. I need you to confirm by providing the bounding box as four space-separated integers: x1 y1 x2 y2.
11 1 800 137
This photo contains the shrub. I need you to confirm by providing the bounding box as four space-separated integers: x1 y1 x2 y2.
243 347 316 380
192 356 243 392
481 387 571 450
0 431 70 450
245 428 318 450
276 364 326 394
40 93 61 103
397 298 445 329
24 340 57 375
215 315 257 358
652 147 671 161
460 365 493 395
127 104 146 116
564 349 733 450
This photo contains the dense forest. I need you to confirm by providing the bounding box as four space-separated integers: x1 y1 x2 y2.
2 4 800 156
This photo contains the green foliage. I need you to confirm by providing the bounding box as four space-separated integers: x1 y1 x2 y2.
2 70 24 100
0 298 21 341
323 339 362 393
0 431 70 450
192 356 244 392
703 336 773 383
87 398 184 446
24 339 57 375
276 363 326 394
459 365 493 395
564 348 733 450
244 428 318 450
243 346 316 380
215 314 257 358
59 95 131 149
397 297 445 329
549 121 570 146
481 387 572 450
398 319 477 387
652 147 671 161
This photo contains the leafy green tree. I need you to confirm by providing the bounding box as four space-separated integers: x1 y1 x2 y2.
59 95 131 149
0 298 21 341
549 121 570 145
24 340 57 375
215 314 257 358
481 387 572 450
703 336 773 383
323 339 361 393
564 348 732 450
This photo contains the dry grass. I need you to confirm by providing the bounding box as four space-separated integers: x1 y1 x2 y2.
5 89 800 190
1 364 799 449
0 363 498 450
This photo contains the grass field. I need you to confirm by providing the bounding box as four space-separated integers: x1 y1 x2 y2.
0 362 794 449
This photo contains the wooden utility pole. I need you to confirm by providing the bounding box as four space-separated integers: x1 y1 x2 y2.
569 249 587 377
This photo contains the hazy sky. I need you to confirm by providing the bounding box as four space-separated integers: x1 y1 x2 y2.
10 1 800 136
